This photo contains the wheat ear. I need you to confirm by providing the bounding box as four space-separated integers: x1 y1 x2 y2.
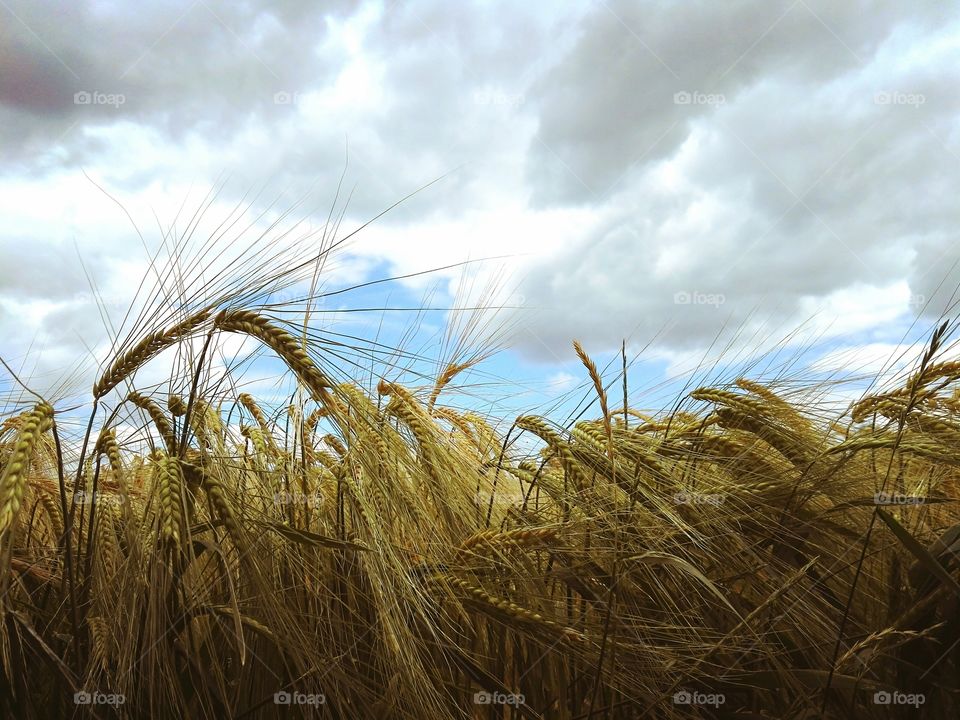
427 361 473 411
167 394 188 417
0 402 54 536
128 392 177 453
573 340 613 459
93 309 212 398
215 310 332 401
156 455 185 548
94 428 124 475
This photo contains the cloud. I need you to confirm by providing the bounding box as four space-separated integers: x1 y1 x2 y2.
0 0 574 221
511 0 960 360
523 0 947 205
545 370 577 394
0 1 359 162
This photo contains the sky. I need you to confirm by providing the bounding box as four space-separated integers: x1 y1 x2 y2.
2 0 960 422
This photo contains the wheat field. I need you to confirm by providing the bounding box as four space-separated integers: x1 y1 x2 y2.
1 296 958 718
